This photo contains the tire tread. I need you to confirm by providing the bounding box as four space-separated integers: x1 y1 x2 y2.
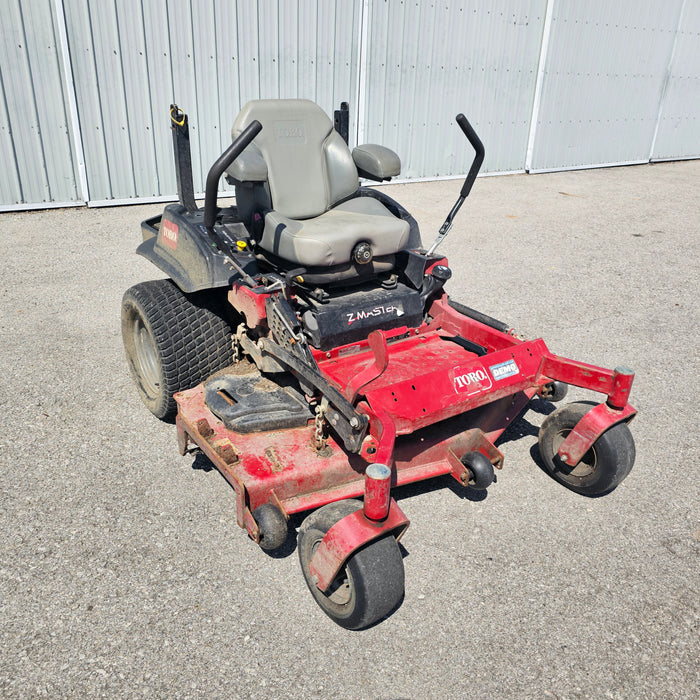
122 279 234 418
538 401 635 496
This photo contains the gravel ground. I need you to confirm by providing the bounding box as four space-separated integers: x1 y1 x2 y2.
1 161 698 698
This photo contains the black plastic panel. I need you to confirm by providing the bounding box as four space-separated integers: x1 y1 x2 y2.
205 370 311 433
136 203 258 293
302 282 423 351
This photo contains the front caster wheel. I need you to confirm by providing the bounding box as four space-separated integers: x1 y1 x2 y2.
461 451 495 489
253 504 288 551
538 401 635 496
298 500 404 630
540 380 569 403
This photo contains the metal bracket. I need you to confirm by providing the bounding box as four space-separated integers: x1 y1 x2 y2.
445 428 504 485
309 499 410 592
557 402 637 466
257 338 369 453
345 330 389 403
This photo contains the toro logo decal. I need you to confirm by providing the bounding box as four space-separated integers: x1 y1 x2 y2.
489 359 519 381
161 220 178 250
274 120 306 143
452 364 493 396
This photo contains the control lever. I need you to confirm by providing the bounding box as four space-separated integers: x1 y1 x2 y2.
427 114 485 255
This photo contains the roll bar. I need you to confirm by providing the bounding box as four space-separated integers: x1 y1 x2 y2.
204 120 263 232
201 120 263 287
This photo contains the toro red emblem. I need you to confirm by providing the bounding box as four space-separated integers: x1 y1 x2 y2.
161 220 178 250
451 364 493 396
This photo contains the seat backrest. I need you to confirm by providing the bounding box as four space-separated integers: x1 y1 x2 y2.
232 99 359 220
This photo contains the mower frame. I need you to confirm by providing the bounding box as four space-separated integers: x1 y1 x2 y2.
124 100 637 629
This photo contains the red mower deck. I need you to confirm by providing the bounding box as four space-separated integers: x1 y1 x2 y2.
175 292 635 542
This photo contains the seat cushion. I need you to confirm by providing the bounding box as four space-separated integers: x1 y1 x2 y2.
261 197 410 267
232 99 358 219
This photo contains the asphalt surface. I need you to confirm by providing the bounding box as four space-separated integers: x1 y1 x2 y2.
1 161 698 699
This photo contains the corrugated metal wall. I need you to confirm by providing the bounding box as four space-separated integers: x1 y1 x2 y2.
0 0 82 208
360 0 548 177
63 0 361 205
651 0 700 161
1 0 698 210
527 0 686 171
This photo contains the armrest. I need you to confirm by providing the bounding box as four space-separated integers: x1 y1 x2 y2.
225 142 268 183
352 144 401 182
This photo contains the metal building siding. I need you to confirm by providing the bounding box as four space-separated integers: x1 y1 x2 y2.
360 1 548 177
0 0 80 206
215 0 361 184
651 0 700 160
2 0 699 210
60 0 361 202
141 0 179 198
259 0 360 119
63 0 117 200
528 0 684 171
117 0 162 197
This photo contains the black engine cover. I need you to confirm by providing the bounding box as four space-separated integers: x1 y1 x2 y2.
301 283 423 350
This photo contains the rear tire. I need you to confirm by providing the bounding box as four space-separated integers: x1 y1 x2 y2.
298 500 405 630
121 279 234 419
538 401 635 496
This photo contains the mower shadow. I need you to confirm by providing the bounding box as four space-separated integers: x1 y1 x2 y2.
494 415 540 445
528 397 559 416
190 452 215 472
392 473 489 504
494 397 555 446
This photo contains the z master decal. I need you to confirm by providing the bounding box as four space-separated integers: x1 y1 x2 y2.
161 220 178 250
346 304 404 326
489 359 519 381
452 364 493 396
